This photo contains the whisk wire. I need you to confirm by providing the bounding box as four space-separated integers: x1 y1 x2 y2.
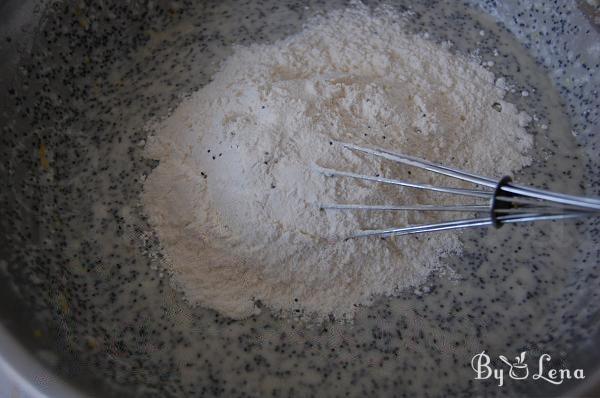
317 167 492 198
337 141 498 187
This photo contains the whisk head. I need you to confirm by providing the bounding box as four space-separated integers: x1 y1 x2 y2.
319 142 600 239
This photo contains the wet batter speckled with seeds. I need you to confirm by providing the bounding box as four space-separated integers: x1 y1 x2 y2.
0 0 598 397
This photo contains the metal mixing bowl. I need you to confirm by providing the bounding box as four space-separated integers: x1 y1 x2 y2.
1 0 599 397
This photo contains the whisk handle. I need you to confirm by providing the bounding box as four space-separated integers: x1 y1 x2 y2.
490 176 514 228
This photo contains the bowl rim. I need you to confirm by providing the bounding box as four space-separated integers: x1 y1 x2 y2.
0 323 87 398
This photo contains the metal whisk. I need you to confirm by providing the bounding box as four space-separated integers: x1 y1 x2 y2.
319 142 600 238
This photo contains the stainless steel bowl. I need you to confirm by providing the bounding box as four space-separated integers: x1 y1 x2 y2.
1 0 599 396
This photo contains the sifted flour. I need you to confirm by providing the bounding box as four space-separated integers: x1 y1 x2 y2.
142 3 533 320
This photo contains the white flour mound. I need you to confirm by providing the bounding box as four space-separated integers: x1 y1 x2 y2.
142 4 533 320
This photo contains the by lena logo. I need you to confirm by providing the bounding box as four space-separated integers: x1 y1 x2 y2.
499 352 528 380
471 351 585 387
